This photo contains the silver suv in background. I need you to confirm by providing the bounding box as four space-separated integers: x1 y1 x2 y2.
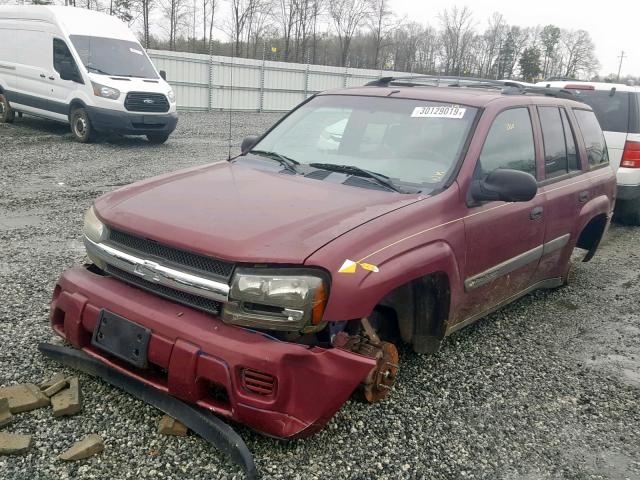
538 81 640 225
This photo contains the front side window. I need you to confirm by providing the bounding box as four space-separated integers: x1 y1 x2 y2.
70 35 158 79
479 108 536 177
574 109 609 167
251 95 479 189
53 38 81 81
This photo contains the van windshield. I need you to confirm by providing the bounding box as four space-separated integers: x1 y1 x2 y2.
251 95 478 189
70 35 158 79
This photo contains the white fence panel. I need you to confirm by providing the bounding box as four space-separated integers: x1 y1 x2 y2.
147 48 414 112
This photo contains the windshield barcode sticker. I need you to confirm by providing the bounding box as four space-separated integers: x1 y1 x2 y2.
412 106 466 119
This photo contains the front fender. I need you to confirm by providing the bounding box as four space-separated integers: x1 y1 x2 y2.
321 240 462 321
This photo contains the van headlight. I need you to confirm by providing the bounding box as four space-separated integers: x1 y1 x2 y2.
167 89 175 103
222 268 329 332
91 81 120 100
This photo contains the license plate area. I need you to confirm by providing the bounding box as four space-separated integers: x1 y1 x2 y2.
143 116 164 125
91 310 151 368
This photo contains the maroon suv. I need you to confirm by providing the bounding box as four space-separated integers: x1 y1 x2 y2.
47 79 615 440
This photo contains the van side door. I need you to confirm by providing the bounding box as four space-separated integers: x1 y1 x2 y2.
9 28 53 117
459 107 546 321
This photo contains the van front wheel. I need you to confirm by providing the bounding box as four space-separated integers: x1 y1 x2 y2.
0 94 15 124
147 134 169 144
70 108 95 143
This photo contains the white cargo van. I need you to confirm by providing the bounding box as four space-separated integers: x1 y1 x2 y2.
0 6 177 143
538 80 640 225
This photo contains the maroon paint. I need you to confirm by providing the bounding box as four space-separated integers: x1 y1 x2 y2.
49 86 616 438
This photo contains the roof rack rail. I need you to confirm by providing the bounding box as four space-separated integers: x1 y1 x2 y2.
365 75 577 100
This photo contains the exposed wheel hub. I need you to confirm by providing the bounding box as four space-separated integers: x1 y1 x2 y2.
75 117 87 136
332 317 400 403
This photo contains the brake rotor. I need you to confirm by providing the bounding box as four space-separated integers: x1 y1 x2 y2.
362 341 399 403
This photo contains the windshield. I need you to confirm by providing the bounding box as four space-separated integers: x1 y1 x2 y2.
252 95 478 188
70 35 158 79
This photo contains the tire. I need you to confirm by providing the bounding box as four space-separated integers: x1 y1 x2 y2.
69 108 95 143
615 198 640 226
147 134 170 144
0 94 15 124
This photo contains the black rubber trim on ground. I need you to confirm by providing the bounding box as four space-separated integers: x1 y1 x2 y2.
38 343 258 479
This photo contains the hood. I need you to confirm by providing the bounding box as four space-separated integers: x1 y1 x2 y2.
87 73 171 95
94 161 422 264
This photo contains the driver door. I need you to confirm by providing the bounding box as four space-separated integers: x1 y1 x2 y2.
459 107 546 321
49 37 83 120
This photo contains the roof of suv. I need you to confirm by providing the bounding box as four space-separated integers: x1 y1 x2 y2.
321 85 590 110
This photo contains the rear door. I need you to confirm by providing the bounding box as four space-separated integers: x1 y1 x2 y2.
532 105 585 282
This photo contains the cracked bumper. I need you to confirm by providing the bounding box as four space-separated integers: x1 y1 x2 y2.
49 266 375 439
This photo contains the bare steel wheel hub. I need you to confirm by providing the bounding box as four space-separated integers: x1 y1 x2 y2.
362 341 399 403
74 116 87 137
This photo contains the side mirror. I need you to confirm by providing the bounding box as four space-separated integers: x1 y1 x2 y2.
241 135 259 154
470 168 537 203
159 70 167 81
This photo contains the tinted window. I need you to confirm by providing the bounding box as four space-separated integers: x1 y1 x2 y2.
479 108 536 177
574 110 609 166
70 35 158 79
571 90 629 133
561 109 580 171
539 107 567 178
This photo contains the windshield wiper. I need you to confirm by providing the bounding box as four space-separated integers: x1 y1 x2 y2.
85 65 111 75
249 150 299 174
309 163 408 193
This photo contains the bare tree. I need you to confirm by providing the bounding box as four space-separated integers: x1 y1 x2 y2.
439 6 474 76
276 0 298 61
560 29 599 78
227 0 264 56
202 0 217 49
135 0 154 47
162 0 189 50
328 0 370 67
367 0 393 69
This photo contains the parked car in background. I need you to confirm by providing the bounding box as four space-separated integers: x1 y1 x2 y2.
47 78 615 440
538 80 640 224
0 5 177 143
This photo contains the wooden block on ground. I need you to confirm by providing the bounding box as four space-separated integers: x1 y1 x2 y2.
40 373 66 390
58 434 104 461
0 398 13 427
0 432 32 455
51 377 81 417
157 415 188 436
43 379 68 398
0 384 50 413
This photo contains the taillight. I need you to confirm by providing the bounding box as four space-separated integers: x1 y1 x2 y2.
621 141 640 168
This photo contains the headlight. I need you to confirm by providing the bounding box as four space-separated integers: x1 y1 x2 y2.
222 268 329 332
83 206 107 243
167 89 175 103
91 81 120 100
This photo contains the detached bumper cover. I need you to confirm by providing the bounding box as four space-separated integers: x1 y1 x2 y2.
86 107 178 136
49 266 375 439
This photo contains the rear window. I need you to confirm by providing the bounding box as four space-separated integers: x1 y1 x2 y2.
571 90 629 133
574 109 609 167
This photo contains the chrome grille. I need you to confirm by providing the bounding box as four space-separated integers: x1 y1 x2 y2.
108 229 234 281
124 92 170 113
106 265 222 315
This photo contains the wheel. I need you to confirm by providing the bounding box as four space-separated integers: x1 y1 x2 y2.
147 134 170 144
615 198 640 226
70 108 95 143
0 94 15 124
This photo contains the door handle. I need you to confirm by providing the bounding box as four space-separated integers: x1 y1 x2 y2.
40 74 46 78
48 76 55 81
579 191 590 203
530 206 544 220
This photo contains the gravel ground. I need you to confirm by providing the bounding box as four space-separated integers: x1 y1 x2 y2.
1 112 639 480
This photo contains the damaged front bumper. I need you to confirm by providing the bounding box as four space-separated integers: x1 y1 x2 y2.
49 266 376 439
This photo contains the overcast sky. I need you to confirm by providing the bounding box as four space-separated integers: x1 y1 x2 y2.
392 0 637 77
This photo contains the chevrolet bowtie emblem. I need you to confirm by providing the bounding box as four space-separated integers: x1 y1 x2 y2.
134 260 162 282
